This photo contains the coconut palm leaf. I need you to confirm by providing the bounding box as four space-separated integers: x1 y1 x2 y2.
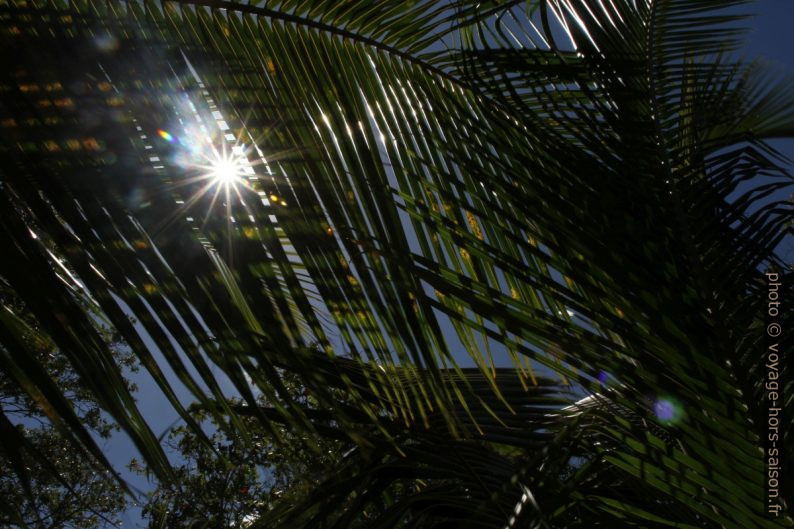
0 0 791 527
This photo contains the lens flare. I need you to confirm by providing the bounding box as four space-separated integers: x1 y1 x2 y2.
653 396 684 425
94 33 119 53
157 129 174 142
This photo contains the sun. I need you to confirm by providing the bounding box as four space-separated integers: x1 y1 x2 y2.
208 148 245 187
212 157 240 184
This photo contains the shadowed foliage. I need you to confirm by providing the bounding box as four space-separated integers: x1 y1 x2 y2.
0 279 133 528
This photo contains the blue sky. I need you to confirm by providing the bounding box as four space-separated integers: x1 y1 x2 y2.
105 2 794 526
745 1 794 264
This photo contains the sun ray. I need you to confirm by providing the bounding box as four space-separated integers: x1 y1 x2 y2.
202 182 225 230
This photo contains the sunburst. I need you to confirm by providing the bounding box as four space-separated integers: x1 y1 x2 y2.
190 140 249 191
205 144 247 189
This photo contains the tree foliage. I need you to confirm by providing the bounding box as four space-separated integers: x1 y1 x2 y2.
0 279 134 528
134 375 345 528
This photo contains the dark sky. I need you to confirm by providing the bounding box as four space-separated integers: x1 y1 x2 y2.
746 0 794 264
745 0 794 67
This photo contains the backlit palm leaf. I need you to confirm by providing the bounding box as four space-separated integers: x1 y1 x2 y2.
0 0 791 527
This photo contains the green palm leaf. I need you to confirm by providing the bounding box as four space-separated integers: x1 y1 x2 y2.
0 0 791 527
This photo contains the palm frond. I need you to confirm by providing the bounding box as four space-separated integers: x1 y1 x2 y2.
0 0 791 527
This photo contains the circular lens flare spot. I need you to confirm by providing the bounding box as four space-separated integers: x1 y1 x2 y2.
653 397 683 425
